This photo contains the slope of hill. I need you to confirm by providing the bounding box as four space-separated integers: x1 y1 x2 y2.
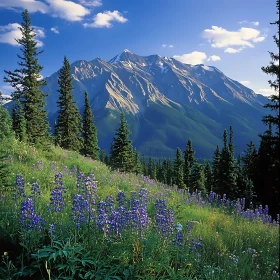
0 139 278 279
42 50 268 158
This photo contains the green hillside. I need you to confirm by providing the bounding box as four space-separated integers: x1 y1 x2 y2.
0 138 278 279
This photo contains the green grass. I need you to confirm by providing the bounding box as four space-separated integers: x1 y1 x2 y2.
0 138 279 279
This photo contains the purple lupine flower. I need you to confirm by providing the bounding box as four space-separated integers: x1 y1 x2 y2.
173 230 183 246
50 188 64 212
154 198 174 236
54 173 65 192
49 173 66 212
31 182 41 198
48 223 56 240
13 174 26 200
20 198 44 230
76 172 85 193
117 191 127 207
96 201 109 236
72 194 88 229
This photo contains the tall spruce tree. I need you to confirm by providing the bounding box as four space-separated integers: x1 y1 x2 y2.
204 161 213 192
134 149 143 175
55 56 82 152
174 147 185 188
257 0 279 216
212 145 221 193
236 154 255 205
190 162 206 194
219 128 237 198
12 100 27 142
242 141 258 184
4 9 49 147
81 91 99 159
110 112 134 172
0 104 13 188
184 139 195 188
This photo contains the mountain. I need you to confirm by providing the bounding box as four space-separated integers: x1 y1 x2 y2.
42 50 268 158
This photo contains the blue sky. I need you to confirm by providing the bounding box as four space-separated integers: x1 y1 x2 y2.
0 0 278 96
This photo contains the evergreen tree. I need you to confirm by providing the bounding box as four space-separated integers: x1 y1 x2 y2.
110 112 134 172
161 159 168 184
0 104 13 188
258 0 279 216
55 56 82 152
261 0 279 138
242 141 258 184
100 150 109 164
4 9 49 147
134 149 143 175
0 105 13 141
212 145 221 193
174 147 185 188
81 91 99 159
190 162 206 194
204 161 212 192
236 154 255 206
141 154 148 176
166 159 173 186
184 139 195 188
12 100 27 142
219 128 237 198
148 157 157 179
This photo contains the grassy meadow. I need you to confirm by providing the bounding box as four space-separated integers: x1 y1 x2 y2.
0 138 279 279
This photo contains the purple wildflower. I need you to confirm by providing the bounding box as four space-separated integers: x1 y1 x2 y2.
72 194 88 229
20 198 44 231
13 174 26 200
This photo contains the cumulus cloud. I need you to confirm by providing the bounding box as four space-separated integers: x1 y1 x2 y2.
173 51 207 65
46 0 90 21
162 44 174 48
238 20 259 26
50 26 59 34
240 80 250 85
208 55 221 61
0 0 48 13
78 0 102 7
202 26 266 50
84 10 128 28
224 47 242 53
258 88 277 96
0 0 91 22
0 23 45 46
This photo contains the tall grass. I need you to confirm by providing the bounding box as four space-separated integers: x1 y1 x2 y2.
0 139 279 279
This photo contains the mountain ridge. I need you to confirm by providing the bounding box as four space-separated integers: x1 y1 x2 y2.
42 50 267 158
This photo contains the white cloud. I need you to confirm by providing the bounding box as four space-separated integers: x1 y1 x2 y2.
0 0 91 22
50 26 59 34
253 36 265 42
78 0 102 7
46 0 90 22
162 44 173 48
84 10 128 28
240 80 251 85
208 55 221 61
0 0 49 13
238 20 260 26
173 51 207 65
202 26 265 50
224 47 242 53
0 23 45 47
258 88 277 96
